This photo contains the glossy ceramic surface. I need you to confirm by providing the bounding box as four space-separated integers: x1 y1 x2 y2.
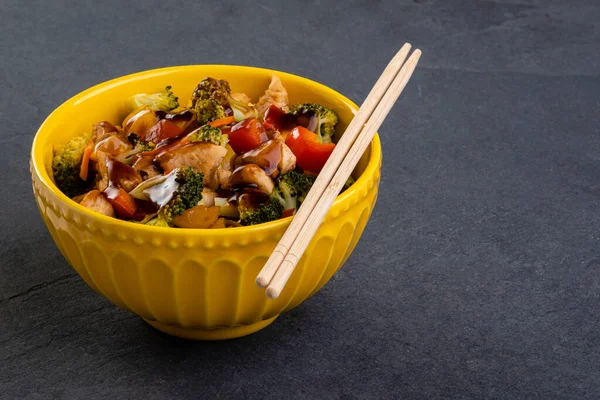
30 65 381 340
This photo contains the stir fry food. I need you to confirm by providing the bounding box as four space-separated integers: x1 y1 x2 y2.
52 76 353 228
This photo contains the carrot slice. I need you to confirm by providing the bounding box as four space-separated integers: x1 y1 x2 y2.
208 116 235 128
105 187 137 219
79 142 94 181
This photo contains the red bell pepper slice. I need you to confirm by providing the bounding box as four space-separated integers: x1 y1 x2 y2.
143 119 183 144
282 208 295 218
285 126 335 174
228 118 268 154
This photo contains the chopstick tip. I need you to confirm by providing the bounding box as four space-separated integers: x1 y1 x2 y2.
255 276 269 288
266 287 280 299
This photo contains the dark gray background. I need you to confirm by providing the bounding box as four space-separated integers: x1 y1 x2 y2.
1 0 599 398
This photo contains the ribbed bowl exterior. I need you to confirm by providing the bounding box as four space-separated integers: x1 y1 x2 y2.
30 65 382 339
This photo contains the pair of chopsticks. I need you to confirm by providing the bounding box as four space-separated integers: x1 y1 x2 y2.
256 44 422 299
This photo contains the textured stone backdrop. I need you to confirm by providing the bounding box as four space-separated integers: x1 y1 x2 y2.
1 1 599 398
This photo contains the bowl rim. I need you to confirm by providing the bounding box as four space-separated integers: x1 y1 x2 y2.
31 64 382 236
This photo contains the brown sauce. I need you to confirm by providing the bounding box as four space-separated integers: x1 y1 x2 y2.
106 158 139 189
131 200 159 221
158 109 198 135
102 156 172 220
132 135 187 163
230 188 269 208
240 140 282 176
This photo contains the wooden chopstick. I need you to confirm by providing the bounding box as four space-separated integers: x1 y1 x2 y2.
264 48 422 299
255 44 413 289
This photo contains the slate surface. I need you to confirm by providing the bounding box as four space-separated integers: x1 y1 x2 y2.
1 0 599 398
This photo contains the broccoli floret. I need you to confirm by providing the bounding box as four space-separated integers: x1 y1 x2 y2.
191 99 226 125
146 216 170 227
191 77 230 105
157 167 204 225
52 132 92 198
189 125 229 146
271 186 296 212
118 133 156 164
127 133 155 150
289 103 339 144
270 171 316 213
191 77 258 123
279 170 316 196
280 170 316 203
239 198 283 226
130 85 179 112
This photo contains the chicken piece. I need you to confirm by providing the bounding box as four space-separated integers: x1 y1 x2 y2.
132 154 161 179
256 75 289 116
200 188 217 207
278 141 296 174
239 139 296 177
118 166 143 192
92 121 120 142
231 92 252 104
95 151 142 192
278 141 296 175
93 134 131 159
95 151 110 191
155 142 227 189
229 164 275 194
80 190 115 217
217 169 232 190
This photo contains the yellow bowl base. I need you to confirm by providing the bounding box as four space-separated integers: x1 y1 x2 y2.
143 316 278 340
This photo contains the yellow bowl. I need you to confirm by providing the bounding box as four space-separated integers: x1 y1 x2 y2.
30 65 381 340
